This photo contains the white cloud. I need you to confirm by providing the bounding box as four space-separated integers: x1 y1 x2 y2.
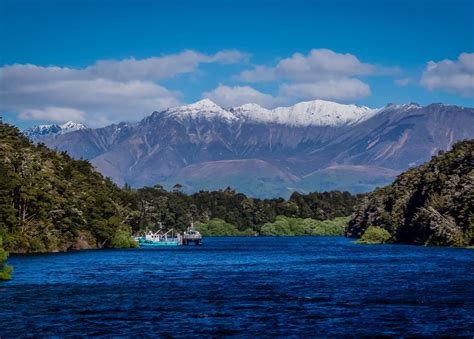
1 77 182 126
203 79 371 109
235 49 384 102
85 50 248 82
239 49 375 82
0 50 247 126
421 52 474 97
211 50 250 64
203 85 282 108
279 78 371 102
19 107 85 122
239 66 277 82
394 77 415 86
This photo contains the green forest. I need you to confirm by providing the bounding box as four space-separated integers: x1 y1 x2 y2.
347 139 474 246
0 121 361 258
130 185 359 235
0 121 138 254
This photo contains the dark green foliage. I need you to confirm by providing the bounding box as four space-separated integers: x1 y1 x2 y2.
195 219 255 236
129 186 360 235
356 226 391 244
347 140 474 247
0 123 137 253
260 216 349 236
110 226 139 248
0 236 12 280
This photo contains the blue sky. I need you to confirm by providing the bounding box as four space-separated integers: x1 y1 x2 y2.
1 0 473 128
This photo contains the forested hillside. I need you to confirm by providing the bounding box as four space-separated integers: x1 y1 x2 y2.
346 140 474 246
0 122 137 253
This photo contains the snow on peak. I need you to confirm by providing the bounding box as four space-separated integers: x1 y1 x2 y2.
273 100 377 126
384 102 422 111
231 103 272 122
160 99 379 126
165 99 237 121
23 121 86 140
60 121 86 131
232 99 378 126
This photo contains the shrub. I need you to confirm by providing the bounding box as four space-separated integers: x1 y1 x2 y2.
110 227 139 248
0 236 13 281
195 219 256 236
356 226 391 244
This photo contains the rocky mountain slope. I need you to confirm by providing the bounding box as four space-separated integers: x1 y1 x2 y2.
346 139 474 246
33 99 474 198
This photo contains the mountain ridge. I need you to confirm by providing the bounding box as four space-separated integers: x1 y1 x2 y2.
157 98 380 126
23 121 87 141
25 99 474 198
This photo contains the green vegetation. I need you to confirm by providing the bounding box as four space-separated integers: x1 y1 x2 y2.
0 122 138 253
0 121 362 256
130 187 359 236
195 219 255 236
347 140 474 247
356 226 391 244
0 236 12 280
260 216 349 236
110 226 139 248
193 216 349 237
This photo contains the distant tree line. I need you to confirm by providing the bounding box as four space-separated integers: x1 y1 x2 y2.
126 185 361 234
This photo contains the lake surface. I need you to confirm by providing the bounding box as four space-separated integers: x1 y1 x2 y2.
1 237 473 337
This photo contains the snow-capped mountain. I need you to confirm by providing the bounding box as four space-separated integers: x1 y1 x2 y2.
23 121 86 141
163 98 379 126
29 99 474 198
165 99 237 121
232 100 378 126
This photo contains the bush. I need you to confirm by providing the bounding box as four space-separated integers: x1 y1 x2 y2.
0 236 13 281
261 216 293 236
110 227 138 248
260 216 348 236
356 226 391 244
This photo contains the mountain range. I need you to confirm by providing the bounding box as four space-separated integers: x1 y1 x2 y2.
23 121 87 141
25 99 474 198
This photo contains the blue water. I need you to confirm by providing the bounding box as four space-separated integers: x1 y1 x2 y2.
1 237 473 337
